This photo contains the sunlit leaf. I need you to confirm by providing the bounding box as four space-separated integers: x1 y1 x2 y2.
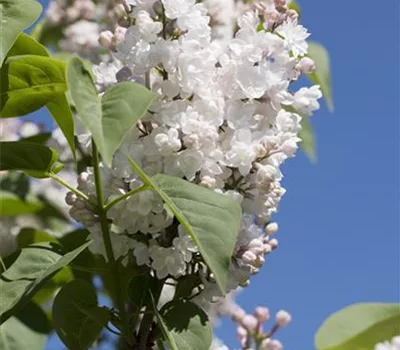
307 41 334 111
315 303 400 350
67 57 155 167
0 0 42 65
128 158 242 294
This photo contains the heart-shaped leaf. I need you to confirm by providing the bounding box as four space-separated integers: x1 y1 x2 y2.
0 241 92 324
315 303 400 350
0 0 42 65
0 141 62 178
128 158 242 293
6 32 48 57
157 300 212 350
67 57 155 167
307 41 334 111
53 279 110 350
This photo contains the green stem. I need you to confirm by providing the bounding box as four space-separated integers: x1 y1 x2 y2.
49 172 89 201
138 280 165 350
104 184 148 212
91 141 133 345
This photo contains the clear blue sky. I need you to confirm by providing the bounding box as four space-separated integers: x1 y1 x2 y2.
31 0 399 348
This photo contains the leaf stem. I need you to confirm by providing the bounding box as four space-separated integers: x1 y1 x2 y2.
104 184 149 212
49 172 89 201
92 141 133 345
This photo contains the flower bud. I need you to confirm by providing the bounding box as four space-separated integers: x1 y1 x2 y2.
254 307 270 322
98 30 114 50
260 338 283 350
242 250 257 264
65 191 77 205
268 238 279 250
232 308 246 323
266 222 278 235
297 57 316 74
276 310 292 327
241 314 258 331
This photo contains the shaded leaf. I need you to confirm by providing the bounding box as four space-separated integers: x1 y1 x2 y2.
0 191 43 216
0 0 42 65
67 57 155 166
128 158 242 294
53 279 110 350
0 141 61 178
159 300 212 350
315 303 400 350
0 240 92 324
127 273 158 309
21 132 52 144
16 228 58 248
307 41 334 111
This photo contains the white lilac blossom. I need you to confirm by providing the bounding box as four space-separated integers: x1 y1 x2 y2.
67 0 322 317
375 336 400 350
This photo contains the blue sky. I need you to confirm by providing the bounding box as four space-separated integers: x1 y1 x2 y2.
32 0 399 348
216 0 400 348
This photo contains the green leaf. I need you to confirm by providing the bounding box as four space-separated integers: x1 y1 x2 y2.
0 141 61 178
0 191 43 216
127 273 158 308
299 117 317 162
0 0 42 65
21 132 52 144
0 55 66 117
128 158 242 294
0 171 29 199
67 57 155 167
315 303 400 350
53 279 110 350
158 300 212 350
16 228 58 248
307 41 334 111
0 54 75 158
0 240 92 324
0 317 46 350
0 33 75 157
6 32 48 57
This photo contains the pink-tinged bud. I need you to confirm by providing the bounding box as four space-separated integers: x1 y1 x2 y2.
241 315 258 331
77 172 89 189
260 338 283 350
276 310 292 327
65 192 77 205
266 222 278 235
237 325 247 339
286 9 299 20
112 26 127 46
242 250 257 264
98 30 114 50
269 238 279 250
113 4 126 19
263 243 272 254
297 57 316 73
232 308 246 323
254 307 270 322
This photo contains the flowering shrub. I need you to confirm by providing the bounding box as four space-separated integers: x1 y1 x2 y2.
6 1 398 350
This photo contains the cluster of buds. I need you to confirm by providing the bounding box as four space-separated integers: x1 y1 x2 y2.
98 26 127 51
237 222 279 276
65 172 97 227
254 0 298 31
232 306 292 350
